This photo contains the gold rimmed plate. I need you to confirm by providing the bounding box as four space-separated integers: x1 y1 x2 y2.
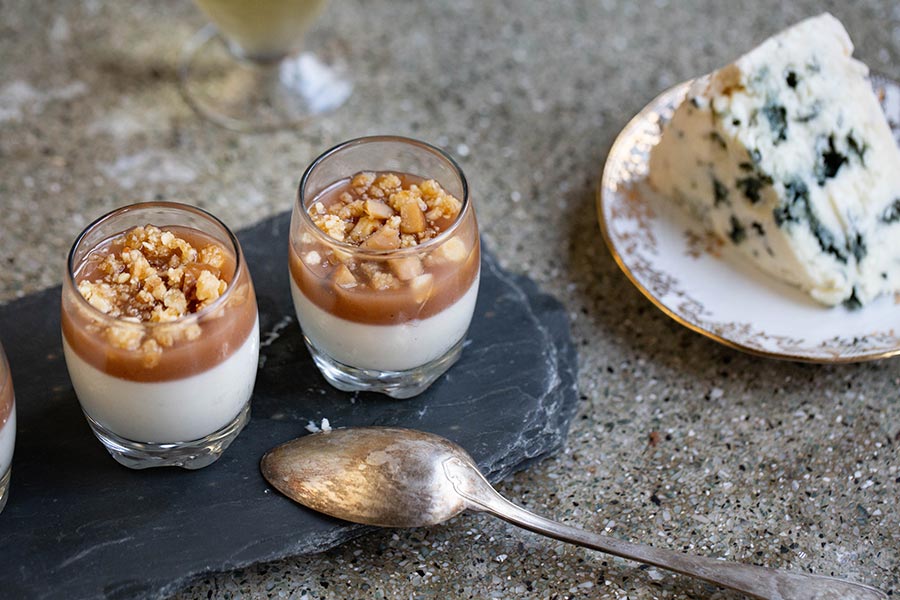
597 74 900 363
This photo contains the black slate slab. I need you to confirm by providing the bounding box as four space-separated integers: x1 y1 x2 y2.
0 210 578 600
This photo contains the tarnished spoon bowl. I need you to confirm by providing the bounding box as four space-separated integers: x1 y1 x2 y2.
262 427 468 528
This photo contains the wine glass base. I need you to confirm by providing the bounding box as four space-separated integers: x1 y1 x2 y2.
179 25 353 133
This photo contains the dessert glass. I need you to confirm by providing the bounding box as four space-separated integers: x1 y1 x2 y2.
179 0 352 132
61 202 259 469
289 136 481 398
0 341 15 513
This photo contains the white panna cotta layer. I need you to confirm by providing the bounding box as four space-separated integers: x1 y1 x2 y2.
63 317 259 443
290 274 479 372
0 405 15 476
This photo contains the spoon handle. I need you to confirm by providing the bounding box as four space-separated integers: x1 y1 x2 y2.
445 460 885 600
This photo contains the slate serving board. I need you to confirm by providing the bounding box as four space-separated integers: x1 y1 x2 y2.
0 211 578 600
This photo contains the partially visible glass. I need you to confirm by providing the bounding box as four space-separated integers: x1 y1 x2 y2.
0 341 15 513
289 136 481 398
180 0 352 132
62 202 259 469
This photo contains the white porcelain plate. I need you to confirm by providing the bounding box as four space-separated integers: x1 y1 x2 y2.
597 74 900 363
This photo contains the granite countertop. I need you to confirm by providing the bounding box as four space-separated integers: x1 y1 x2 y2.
1 0 898 598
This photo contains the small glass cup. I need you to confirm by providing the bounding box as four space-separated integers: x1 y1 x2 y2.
0 341 15 513
289 136 481 398
62 202 259 469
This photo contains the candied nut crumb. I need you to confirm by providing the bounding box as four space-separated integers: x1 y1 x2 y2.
409 273 434 303
361 225 401 250
337 200 366 220
349 216 381 243
400 201 427 234
78 280 117 314
304 251 322 266
152 325 176 348
424 236 468 265
309 173 462 250
358 261 400 289
359 261 380 278
351 172 375 194
163 288 188 313
76 225 231 356
374 173 402 194
106 323 143 352
370 270 398 291
199 245 226 270
196 270 226 302
387 189 418 212
313 214 347 242
333 264 357 289
140 339 162 368
304 172 469 297
365 199 394 220
389 256 424 281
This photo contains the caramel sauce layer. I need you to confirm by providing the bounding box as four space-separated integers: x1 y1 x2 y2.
290 173 480 325
289 239 479 324
62 226 257 382
0 374 12 428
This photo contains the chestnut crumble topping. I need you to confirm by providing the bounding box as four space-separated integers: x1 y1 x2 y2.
76 225 231 365
310 172 462 250
305 172 464 294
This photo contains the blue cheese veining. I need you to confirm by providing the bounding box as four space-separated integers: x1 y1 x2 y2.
648 13 900 307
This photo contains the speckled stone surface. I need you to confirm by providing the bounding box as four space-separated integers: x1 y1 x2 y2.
1 0 898 598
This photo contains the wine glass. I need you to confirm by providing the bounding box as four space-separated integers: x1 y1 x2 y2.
179 0 353 132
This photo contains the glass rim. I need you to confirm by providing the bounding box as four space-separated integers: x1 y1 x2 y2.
296 135 471 258
65 201 246 330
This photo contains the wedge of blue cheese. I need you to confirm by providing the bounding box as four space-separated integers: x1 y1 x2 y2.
648 13 900 307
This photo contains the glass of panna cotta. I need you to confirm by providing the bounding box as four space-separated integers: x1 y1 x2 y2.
180 0 352 132
0 341 15 513
289 136 481 398
62 202 259 469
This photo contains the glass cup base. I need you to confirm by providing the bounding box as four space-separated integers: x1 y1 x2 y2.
179 24 353 132
85 402 250 470
0 467 10 513
305 336 465 399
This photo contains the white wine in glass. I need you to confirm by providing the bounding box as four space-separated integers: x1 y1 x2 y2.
181 0 352 132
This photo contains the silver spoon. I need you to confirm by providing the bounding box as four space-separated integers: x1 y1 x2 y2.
260 427 886 600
